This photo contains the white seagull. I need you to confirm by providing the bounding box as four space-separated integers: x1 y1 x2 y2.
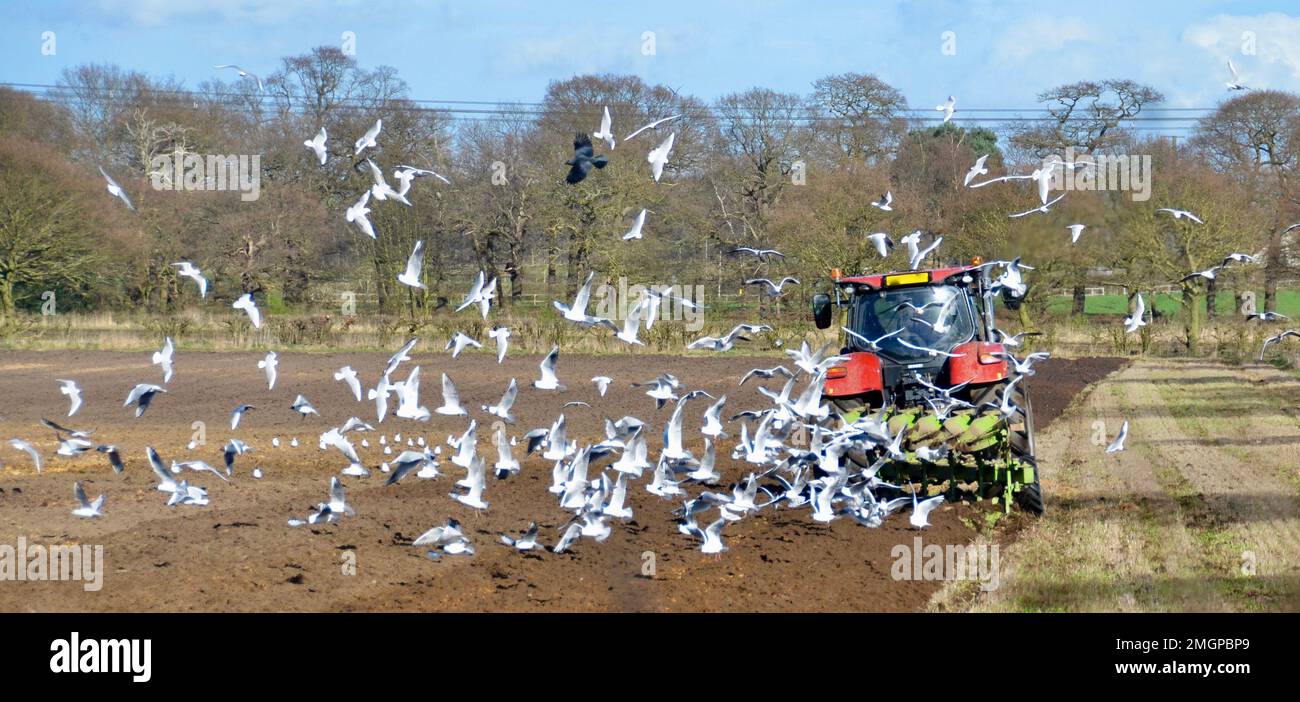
1156 208 1204 224
397 240 426 289
445 331 481 359
354 118 382 156
213 64 264 92
172 261 208 298
647 132 676 182
233 293 262 328
257 351 278 390
593 105 615 150
533 346 566 390
1124 293 1147 334
303 127 328 165
1106 420 1129 453
622 208 648 240
935 95 956 123
345 190 376 239
98 166 136 212
57 379 83 416
71 481 105 519
334 366 363 401
487 326 510 363
964 154 989 186
624 114 680 141
152 336 175 383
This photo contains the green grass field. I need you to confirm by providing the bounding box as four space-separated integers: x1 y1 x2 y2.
1046 290 1300 318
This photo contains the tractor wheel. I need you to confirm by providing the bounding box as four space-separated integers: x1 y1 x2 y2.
973 379 1044 515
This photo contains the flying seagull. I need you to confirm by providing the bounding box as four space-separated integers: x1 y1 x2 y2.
213 64 264 92
593 105 615 150
258 350 278 390
866 232 893 258
291 394 319 418
1009 193 1066 218
565 134 608 184
1259 330 1300 360
746 277 800 297
964 154 989 186
1181 265 1225 284
1066 224 1086 244
7 439 42 473
393 165 450 194
534 346 565 390
622 208 648 241
624 114 680 141
56 379 83 417
445 331 481 359
483 378 518 424
172 261 208 298
365 159 411 206
345 190 376 239
729 247 785 262
487 326 510 364
354 118 382 156
500 522 543 552
334 366 363 401
1156 208 1204 224
230 404 254 430
96 444 124 474
397 240 426 289
553 272 616 330
909 492 944 529
303 127 328 165
71 481 105 519
233 293 262 328
435 373 467 416
1226 60 1248 91
935 95 956 123
1124 293 1147 334
124 383 167 418
98 166 136 212
455 271 497 320
647 132 676 182
1106 420 1129 453
152 336 175 384
871 191 893 211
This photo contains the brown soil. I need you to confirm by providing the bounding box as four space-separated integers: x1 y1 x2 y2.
0 350 1124 611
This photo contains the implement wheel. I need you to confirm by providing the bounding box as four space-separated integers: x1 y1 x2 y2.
974 379 1044 515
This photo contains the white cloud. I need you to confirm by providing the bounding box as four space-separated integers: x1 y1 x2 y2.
1183 12 1300 89
88 0 351 28
991 16 1093 64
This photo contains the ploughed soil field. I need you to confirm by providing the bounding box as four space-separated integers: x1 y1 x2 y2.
0 349 1124 612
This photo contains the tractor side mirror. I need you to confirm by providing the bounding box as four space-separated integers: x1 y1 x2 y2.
812 293 833 329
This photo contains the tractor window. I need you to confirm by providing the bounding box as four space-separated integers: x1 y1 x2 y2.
847 285 975 362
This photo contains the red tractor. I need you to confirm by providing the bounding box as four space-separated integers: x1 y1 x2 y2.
811 262 1043 514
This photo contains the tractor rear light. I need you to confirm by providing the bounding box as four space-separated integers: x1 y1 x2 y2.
978 353 1001 365
826 366 848 379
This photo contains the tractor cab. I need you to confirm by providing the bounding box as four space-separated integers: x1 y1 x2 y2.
812 264 1010 410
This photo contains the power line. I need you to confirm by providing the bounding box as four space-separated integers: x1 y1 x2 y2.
0 81 1205 134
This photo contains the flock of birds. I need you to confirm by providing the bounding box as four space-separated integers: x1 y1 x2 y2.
10 328 984 557
43 62 1300 563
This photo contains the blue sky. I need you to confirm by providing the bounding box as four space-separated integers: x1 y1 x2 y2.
2 0 1298 134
